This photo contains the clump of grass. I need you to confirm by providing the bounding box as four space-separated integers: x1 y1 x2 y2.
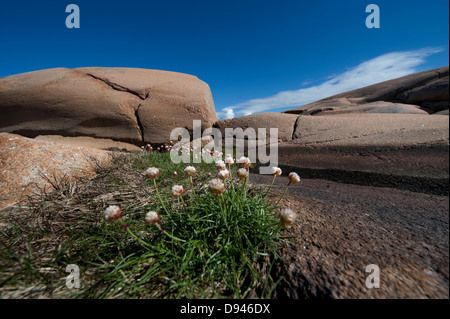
0 150 299 299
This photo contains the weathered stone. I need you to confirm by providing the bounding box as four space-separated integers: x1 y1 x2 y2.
291 113 449 147
0 133 111 209
0 67 217 146
285 66 449 115
34 135 142 152
268 179 449 299
0 68 142 143
214 112 299 143
76 67 217 145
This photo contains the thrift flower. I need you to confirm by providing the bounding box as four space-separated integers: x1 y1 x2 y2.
224 156 235 165
145 167 160 179
103 205 122 222
275 173 300 206
237 168 248 180
288 172 301 184
279 208 297 229
271 167 282 176
208 179 225 194
238 156 251 168
144 211 160 226
215 160 226 171
266 167 282 195
184 166 196 176
172 185 185 198
218 169 229 180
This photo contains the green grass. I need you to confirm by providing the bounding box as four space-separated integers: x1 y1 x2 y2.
0 150 293 299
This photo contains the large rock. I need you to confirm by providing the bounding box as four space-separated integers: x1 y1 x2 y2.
0 133 111 209
0 67 217 146
249 175 449 298
291 113 449 147
284 66 449 115
214 112 298 143
34 135 142 152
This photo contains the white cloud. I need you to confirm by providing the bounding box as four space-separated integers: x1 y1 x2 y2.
222 107 235 119
218 47 444 119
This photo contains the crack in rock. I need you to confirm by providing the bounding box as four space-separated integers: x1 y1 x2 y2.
85 72 150 143
291 116 301 140
135 103 145 143
86 73 149 100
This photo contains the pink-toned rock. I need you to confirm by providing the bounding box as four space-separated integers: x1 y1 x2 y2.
0 67 217 146
215 112 299 143
0 133 111 209
76 67 217 144
34 135 142 152
0 68 142 143
285 66 449 115
291 113 449 147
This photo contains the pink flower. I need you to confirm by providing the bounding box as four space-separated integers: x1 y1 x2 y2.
215 160 226 171
208 179 225 194
145 167 160 179
103 205 122 222
237 156 251 168
288 172 301 184
271 167 282 176
279 208 297 229
144 211 160 226
236 168 248 180
218 169 229 180
172 185 185 198
184 166 196 176
224 155 235 165
173 171 178 177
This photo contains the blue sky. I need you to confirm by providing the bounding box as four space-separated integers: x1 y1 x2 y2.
0 0 448 119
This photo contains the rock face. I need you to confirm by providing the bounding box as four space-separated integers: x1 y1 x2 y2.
34 135 142 152
214 112 298 143
0 133 111 209
214 67 449 150
0 67 217 146
214 111 448 150
291 113 449 147
250 175 449 298
284 66 449 115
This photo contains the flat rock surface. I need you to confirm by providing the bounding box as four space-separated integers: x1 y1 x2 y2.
215 112 298 142
292 114 449 147
251 174 449 298
34 135 142 152
276 143 449 188
0 133 111 209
